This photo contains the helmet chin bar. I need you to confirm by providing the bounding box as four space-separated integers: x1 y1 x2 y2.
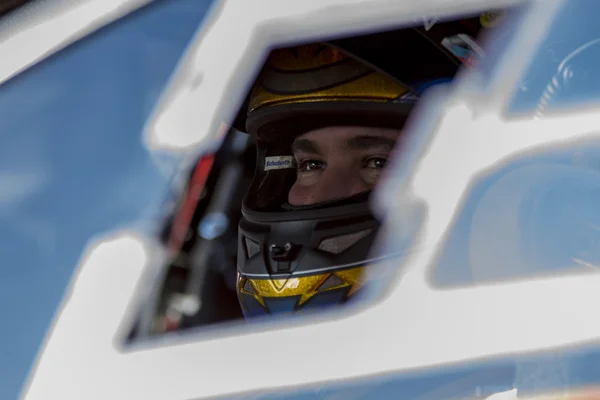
237 194 379 279
280 190 373 211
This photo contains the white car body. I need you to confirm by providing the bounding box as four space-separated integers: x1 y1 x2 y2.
2 0 599 398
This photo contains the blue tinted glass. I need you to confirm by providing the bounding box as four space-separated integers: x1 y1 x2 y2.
0 1 213 398
472 5 530 89
431 139 600 287
508 0 600 114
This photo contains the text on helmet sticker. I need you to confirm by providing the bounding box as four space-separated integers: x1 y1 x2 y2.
265 156 296 171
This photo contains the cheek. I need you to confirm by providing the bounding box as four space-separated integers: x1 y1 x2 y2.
288 182 311 206
288 171 322 205
361 169 384 188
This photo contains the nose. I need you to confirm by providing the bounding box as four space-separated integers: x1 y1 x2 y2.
306 167 369 205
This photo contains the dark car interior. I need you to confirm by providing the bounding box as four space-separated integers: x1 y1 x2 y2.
0 0 33 18
128 126 257 340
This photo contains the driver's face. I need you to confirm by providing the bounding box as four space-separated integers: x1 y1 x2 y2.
288 126 402 206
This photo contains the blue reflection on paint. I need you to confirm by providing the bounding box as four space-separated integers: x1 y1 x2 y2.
0 1 213 398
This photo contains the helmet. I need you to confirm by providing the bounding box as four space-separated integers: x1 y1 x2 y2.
234 14 499 318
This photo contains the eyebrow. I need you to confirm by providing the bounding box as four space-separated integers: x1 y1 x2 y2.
291 134 398 155
345 135 397 151
292 138 321 155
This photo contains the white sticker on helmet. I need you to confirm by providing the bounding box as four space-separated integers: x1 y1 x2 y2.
265 156 295 171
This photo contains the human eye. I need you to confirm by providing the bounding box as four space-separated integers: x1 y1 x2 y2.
363 156 388 169
297 159 326 173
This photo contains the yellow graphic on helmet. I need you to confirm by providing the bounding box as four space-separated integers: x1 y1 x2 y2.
480 11 503 28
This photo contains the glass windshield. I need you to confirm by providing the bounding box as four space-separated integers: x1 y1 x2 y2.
0 1 213 397
430 137 600 287
508 0 600 115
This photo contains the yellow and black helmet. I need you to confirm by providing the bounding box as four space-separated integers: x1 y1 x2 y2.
234 15 498 139
235 15 499 318
245 43 415 140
